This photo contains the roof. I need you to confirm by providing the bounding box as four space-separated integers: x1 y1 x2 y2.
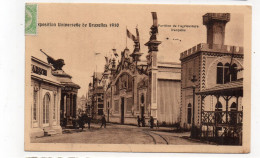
196 79 243 96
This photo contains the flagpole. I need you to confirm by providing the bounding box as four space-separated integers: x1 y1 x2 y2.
126 26 127 48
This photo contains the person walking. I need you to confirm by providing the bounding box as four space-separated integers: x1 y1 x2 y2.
100 115 106 128
150 116 154 129
142 116 146 127
86 115 91 129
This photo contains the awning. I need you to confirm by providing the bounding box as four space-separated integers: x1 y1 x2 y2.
196 79 243 96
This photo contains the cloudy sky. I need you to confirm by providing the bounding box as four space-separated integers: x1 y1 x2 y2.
26 3 244 97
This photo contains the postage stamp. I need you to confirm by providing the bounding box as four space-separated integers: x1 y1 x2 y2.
25 4 37 35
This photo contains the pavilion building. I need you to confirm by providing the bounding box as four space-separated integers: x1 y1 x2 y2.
179 13 244 145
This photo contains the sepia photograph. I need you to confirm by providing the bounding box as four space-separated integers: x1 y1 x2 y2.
24 3 251 153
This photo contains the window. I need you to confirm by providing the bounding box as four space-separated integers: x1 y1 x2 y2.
231 64 237 81
98 104 104 115
33 90 37 121
141 94 145 104
217 62 223 84
128 75 133 90
53 94 56 120
217 62 238 84
43 93 50 124
230 102 237 111
187 103 192 124
224 63 230 83
98 109 104 115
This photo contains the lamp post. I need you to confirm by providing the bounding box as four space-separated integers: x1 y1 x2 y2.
191 75 197 138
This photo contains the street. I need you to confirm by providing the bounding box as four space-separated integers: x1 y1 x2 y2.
31 123 209 145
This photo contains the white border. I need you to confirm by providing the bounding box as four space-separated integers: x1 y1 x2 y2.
1 0 259 157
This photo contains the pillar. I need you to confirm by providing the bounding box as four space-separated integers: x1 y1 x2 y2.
145 14 161 119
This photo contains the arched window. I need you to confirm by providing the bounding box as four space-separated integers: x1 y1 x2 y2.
231 64 237 81
33 90 38 121
224 63 230 83
43 93 50 124
217 62 223 84
230 102 237 111
141 94 145 104
187 103 192 124
215 101 223 124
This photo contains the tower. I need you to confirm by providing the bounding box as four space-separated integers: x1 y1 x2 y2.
203 13 230 47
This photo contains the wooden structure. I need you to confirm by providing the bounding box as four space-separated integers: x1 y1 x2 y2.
197 79 243 145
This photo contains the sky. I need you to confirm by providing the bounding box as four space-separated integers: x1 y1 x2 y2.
26 4 244 97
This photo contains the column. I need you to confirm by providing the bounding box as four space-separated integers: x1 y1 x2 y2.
74 94 77 117
70 93 73 117
66 93 70 117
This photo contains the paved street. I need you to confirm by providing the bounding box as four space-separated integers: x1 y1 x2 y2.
31 123 208 145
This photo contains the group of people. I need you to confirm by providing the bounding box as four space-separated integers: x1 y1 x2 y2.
76 113 157 129
137 116 155 129
76 114 107 130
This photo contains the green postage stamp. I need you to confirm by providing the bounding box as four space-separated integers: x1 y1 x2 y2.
25 4 37 35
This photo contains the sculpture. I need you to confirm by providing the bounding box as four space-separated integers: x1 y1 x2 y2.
40 49 65 70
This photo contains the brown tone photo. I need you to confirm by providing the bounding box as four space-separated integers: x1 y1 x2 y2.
25 3 251 153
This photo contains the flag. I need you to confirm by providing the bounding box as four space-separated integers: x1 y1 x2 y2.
151 12 158 27
127 29 136 41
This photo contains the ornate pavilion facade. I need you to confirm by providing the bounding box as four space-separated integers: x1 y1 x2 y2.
97 13 181 125
179 13 244 145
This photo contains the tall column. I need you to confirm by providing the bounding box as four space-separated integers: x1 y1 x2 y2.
66 94 70 117
74 94 77 117
133 75 138 114
70 93 73 117
145 13 161 119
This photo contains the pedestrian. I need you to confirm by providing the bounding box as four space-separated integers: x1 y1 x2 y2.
137 116 141 127
87 115 91 129
100 115 106 128
156 120 159 129
78 114 85 130
142 116 146 127
150 116 154 129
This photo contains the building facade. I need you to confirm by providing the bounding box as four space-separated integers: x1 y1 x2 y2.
180 13 243 144
53 70 80 127
89 72 105 119
96 14 182 125
30 56 62 137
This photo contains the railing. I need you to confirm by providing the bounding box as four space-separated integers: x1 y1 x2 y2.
201 111 243 126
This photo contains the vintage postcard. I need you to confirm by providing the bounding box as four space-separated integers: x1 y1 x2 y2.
25 3 251 153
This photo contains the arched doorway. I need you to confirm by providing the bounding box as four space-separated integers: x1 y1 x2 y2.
140 94 145 119
43 93 50 127
121 97 124 124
